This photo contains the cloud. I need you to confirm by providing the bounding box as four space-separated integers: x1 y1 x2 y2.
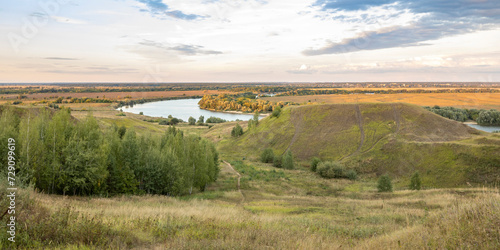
139 40 222 56
44 57 79 60
136 0 204 20
287 64 317 74
305 0 500 55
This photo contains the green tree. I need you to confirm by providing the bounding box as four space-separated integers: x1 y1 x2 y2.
272 106 282 118
231 123 244 137
197 115 205 125
273 155 282 168
282 150 294 169
409 171 422 190
310 157 321 172
260 148 274 163
377 174 393 192
188 116 196 125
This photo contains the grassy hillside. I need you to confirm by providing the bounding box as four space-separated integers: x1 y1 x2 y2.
211 103 499 187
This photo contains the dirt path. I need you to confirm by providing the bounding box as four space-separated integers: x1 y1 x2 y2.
285 109 304 153
392 104 401 134
223 161 245 203
340 105 365 161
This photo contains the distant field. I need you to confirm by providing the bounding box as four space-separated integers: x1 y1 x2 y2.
265 93 500 110
1 90 230 102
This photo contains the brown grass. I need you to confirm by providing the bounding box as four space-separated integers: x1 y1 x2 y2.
265 93 500 110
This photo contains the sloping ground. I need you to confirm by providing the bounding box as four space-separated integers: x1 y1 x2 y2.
212 103 499 187
218 103 482 160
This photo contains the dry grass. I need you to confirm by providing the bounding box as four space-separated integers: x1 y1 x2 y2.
265 92 500 110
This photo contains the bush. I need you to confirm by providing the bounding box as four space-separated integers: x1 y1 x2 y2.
310 157 321 172
188 116 196 125
271 106 282 118
409 171 422 190
377 174 393 192
273 155 282 168
346 169 358 180
260 148 274 163
282 150 294 169
206 116 227 123
316 161 344 179
231 123 244 137
139 112 143 115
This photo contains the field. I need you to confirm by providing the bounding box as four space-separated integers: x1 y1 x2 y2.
3 160 499 249
0 90 229 102
265 92 500 110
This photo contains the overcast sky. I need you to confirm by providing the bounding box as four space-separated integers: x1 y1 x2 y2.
1 0 500 83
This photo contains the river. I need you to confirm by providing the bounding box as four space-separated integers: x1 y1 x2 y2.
120 98 257 121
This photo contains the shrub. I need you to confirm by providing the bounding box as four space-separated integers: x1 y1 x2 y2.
206 116 227 123
271 106 282 118
315 161 356 180
273 155 282 168
231 124 244 137
377 174 393 192
346 169 358 180
188 116 196 125
310 157 321 172
139 112 143 115
260 148 274 163
116 113 126 116
409 171 422 190
282 150 294 169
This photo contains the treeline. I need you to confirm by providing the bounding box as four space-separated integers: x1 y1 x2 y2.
198 94 297 113
425 106 500 126
0 106 219 196
278 88 500 97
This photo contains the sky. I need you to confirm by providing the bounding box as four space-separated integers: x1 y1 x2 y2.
1 0 499 83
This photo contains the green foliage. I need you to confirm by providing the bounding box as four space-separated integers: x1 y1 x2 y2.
272 106 282 118
346 169 358 180
315 161 356 180
273 155 283 168
260 148 274 163
409 171 422 190
159 117 181 126
1 107 219 196
477 109 500 126
197 115 204 124
310 157 321 172
377 174 393 192
139 112 144 115
116 112 126 116
206 116 227 123
282 150 294 169
231 123 244 137
188 116 196 125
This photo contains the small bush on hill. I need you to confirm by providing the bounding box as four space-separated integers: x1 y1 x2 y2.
271 106 281 118
206 116 227 123
377 174 393 192
231 124 244 137
316 161 355 179
273 155 282 168
282 150 294 169
260 148 274 163
409 171 422 190
188 116 196 125
310 157 321 172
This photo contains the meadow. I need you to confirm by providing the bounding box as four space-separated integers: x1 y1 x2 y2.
265 92 500 110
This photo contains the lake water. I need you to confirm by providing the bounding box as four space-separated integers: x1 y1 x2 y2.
120 98 257 121
465 123 500 133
